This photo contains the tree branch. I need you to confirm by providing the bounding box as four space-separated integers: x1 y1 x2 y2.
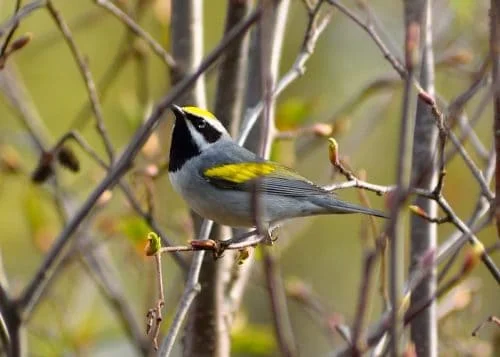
17 8 261 319
491 0 500 238
409 1 438 355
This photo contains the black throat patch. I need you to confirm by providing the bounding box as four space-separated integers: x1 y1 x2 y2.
168 115 200 172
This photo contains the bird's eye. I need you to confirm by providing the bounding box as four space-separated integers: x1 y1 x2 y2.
197 120 206 129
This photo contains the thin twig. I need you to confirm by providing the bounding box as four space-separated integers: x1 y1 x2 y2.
435 197 500 283
258 2 297 356
80 235 151 355
447 130 493 200
0 0 46 38
491 0 500 238
238 4 332 145
334 217 495 356
56 130 187 268
262 247 298 357
471 315 500 336
286 279 350 345
386 11 422 355
212 0 253 340
94 0 176 69
0 0 22 57
46 1 115 162
438 151 494 282
4 68 151 354
326 0 406 77
146 252 164 349
69 2 147 132
445 87 492 164
351 251 376 354
17 7 262 319
158 220 213 356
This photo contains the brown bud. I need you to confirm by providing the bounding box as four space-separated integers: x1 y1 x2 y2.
409 204 427 218
57 145 80 172
418 91 435 106
32 152 55 183
190 239 218 250
10 33 33 52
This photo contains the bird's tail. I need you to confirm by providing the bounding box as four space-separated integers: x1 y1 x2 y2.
313 196 389 219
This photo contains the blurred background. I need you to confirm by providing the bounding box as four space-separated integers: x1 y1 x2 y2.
0 0 498 355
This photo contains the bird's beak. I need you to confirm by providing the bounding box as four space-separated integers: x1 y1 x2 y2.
171 104 184 119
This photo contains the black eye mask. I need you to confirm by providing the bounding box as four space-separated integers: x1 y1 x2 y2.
191 117 222 143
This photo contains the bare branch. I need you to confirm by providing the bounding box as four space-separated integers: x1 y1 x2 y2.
0 0 46 38
262 247 298 357
17 8 261 319
46 1 115 162
326 0 406 77
0 0 22 58
94 0 176 68
409 1 438 355
472 315 500 336
238 2 332 145
385 3 425 354
159 220 213 356
491 0 500 238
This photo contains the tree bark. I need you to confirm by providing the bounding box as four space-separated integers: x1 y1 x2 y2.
409 1 438 356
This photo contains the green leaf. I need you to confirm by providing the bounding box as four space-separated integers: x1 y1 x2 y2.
145 232 161 256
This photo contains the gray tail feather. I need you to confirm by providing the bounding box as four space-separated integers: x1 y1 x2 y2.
314 197 389 219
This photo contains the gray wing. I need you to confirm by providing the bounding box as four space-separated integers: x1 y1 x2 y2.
198 140 329 197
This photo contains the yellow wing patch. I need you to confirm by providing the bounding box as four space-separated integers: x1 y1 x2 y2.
182 106 217 121
204 163 276 183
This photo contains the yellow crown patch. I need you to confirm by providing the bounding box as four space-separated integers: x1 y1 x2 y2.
182 106 217 121
204 163 276 183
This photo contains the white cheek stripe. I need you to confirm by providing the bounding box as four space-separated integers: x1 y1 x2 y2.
187 121 212 150
209 119 228 134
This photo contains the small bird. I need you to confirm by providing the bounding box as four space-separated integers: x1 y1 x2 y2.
168 105 388 228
